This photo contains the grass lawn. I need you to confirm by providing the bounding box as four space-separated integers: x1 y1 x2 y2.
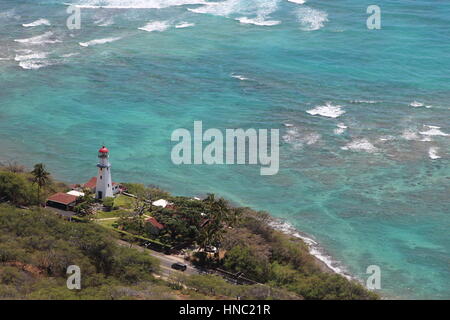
95 218 118 229
94 210 125 219
114 195 135 209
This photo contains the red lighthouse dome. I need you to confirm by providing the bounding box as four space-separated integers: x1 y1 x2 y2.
99 146 109 153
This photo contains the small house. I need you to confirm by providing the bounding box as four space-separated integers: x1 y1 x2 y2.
145 217 165 235
46 193 79 211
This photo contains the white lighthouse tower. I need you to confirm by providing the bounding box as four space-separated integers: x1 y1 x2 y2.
95 146 114 200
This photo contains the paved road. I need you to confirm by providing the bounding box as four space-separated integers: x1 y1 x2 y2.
116 240 205 278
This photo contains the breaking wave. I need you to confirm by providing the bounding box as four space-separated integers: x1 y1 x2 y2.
419 125 449 137
235 16 280 26
189 0 281 27
69 0 206 9
231 73 249 81
428 147 441 160
175 22 195 28
341 138 378 153
14 50 51 70
334 123 348 135
22 19 51 27
79 37 122 47
306 102 345 118
138 21 171 32
269 219 351 279
296 6 328 31
94 16 114 26
14 32 61 44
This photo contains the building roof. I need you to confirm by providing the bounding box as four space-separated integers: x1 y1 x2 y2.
99 146 109 153
83 177 120 190
47 193 78 205
145 217 165 230
152 199 169 208
83 177 97 189
66 190 85 197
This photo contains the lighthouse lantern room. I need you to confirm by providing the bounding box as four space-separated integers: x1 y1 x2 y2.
95 146 114 200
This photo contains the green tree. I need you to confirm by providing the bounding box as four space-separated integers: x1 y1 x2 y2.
74 189 95 216
30 163 51 206
0 172 30 205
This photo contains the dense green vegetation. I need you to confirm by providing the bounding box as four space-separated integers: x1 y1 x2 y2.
115 187 378 300
0 164 379 300
0 205 163 299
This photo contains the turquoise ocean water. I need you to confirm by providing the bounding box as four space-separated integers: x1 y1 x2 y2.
0 0 449 299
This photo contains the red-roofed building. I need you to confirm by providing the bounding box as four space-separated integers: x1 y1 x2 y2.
46 193 79 211
83 177 97 190
145 217 165 235
83 177 121 195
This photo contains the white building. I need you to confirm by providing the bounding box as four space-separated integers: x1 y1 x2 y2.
66 190 85 197
152 199 170 208
95 146 114 200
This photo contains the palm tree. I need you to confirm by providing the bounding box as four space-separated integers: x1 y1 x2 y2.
31 163 51 206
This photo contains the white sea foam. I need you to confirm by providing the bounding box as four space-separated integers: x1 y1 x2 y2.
282 127 320 149
18 60 51 70
14 31 61 44
231 73 249 81
94 16 114 26
138 21 170 32
410 101 424 108
175 22 195 29
304 132 321 145
287 0 306 4
350 99 378 104
14 50 51 70
402 128 434 142
79 37 121 47
14 52 48 61
188 0 247 16
296 6 328 31
22 19 51 27
236 16 280 26
419 125 449 137
268 219 351 279
341 138 378 153
70 0 206 9
379 135 395 142
306 102 345 118
189 0 280 26
402 129 420 141
61 52 79 58
333 123 348 135
428 147 441 160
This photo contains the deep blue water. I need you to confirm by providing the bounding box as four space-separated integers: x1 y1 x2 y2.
0 0 449 299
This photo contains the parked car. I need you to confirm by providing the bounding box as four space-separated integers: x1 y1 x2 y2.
171 262 187 271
